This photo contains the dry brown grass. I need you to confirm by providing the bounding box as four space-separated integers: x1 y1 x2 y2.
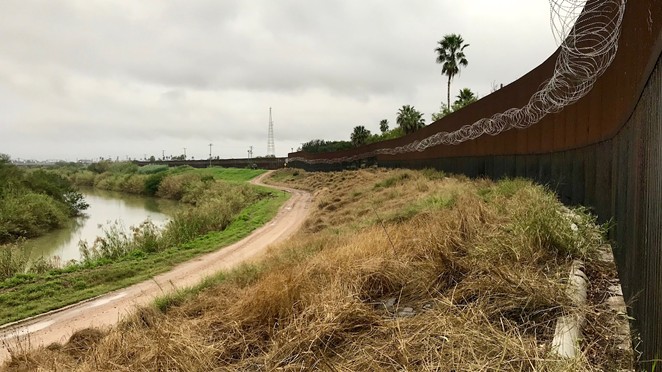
4 168 628 371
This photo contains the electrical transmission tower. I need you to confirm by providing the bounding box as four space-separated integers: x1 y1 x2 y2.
267 107 275 157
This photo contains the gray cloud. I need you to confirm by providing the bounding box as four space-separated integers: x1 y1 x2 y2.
0 0 559 160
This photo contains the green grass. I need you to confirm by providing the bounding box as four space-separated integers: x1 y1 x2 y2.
0 188 289 325
373 171 413 189
183 167 266 183
383 193 457 224
268 168 304 184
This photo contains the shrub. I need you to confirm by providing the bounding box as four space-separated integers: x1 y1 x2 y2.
144 173 166 196
23 169 88 216
79 222 133 261
94 173 116 190
156 173 202 200
0 242 30 280
0 154 23 197
108 162 138 174
121 174 148 195
72 171 96 187
131 220 164 253
137 165 169 175
87 161 112 174
0 155 87 242
0 192 70 241
158 181 257 245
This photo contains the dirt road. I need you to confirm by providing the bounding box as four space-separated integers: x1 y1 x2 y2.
0 172 311 362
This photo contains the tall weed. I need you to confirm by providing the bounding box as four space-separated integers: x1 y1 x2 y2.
0 242 30 279
79 221 133 261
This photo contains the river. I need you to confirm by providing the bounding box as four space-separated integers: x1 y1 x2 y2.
24 188 180 264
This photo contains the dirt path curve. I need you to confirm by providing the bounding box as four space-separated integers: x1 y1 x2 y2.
0 171 311 362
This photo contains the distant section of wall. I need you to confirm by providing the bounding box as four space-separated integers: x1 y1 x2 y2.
135 158 286 170
288 0 662 364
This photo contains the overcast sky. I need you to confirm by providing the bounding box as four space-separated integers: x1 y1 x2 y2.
0 1 560 161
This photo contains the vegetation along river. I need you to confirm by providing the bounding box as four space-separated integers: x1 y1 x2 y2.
24 187 180 264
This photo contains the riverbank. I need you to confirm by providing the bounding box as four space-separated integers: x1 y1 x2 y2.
0 155 88 245
0 167 289 325
23 187 178 264
4 168 632 370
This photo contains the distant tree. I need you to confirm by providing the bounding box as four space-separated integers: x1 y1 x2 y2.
379 119 389 134
301 139 353 153
23 170 88 215
87 160 112 174
396 105 426 135
367 127 405 145
149 155 156 162
351 126 371 147
435 34 469 110
431 104 452 122
454 88 477 109
430 88 479 122
0 154 22 196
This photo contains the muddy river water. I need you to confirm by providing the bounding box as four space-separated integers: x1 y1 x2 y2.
24 188 180 263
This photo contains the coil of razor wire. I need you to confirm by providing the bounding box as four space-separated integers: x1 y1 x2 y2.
291 0 626 165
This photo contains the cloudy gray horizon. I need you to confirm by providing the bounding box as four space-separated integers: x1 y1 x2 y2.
1 1 559 161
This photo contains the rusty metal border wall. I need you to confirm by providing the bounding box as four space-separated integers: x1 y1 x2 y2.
134 158 286 170
288 1 662 364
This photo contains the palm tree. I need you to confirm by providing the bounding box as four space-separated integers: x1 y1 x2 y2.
435 34 469 110
454 88 477 108
396 105 426 135
351 125 371 147
379 119 389 134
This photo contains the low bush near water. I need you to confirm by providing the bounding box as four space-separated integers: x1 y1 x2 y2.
136 164 169 175
78 181 262 263
70 170 96 186
155 173 205 200
0 242 60 280
0 155 87 244
0 242 30 279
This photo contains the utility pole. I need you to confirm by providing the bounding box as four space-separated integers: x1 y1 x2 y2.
209 143 213 167
183 147 187 160
162 150 165 161
267 107 275 157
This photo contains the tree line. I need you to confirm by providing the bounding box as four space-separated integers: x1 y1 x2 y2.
302 33 477 153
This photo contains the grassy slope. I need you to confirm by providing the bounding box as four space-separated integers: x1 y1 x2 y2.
186 167 265 182
7 169 630 371
0 169 287 325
